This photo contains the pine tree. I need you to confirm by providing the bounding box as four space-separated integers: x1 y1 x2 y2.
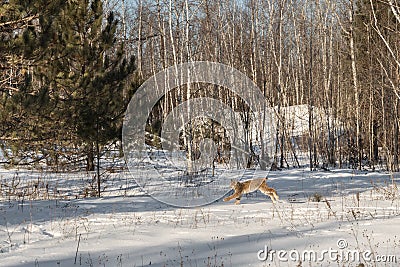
1 1 137 193
58 0 136 195
34 0 136 195
48 0 136 172
0 0 67 164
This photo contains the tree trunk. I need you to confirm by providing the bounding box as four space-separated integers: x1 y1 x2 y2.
393 99 399 171
86 145 95 172
349 0 361 170
308 11 314 171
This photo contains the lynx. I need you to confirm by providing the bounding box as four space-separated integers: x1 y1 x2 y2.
223 178 279 205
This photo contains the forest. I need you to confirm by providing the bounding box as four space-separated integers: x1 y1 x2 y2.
1 1 400 266
1 0 400 177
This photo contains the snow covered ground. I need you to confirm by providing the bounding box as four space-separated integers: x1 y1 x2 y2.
0 166 400 266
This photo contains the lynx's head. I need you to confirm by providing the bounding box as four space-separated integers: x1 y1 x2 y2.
229 179 240 189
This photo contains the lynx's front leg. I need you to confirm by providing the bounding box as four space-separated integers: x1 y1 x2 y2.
223 191 243 204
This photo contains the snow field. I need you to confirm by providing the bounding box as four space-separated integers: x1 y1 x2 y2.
0 168 399 266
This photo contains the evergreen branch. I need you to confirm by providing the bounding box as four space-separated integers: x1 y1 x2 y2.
0 14 39 29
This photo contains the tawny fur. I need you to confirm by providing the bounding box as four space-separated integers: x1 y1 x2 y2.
223 178 279 204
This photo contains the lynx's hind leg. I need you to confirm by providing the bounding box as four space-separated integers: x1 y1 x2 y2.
268 187 279 201
259 183 279 203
